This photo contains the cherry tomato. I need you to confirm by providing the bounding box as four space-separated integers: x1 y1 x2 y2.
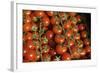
83 38 90 46
31 14 38 22
24 50 37 62
49 49 56 56
74 33 80 40
55 35 65 44
25 32 32 41
42 16 50 27
72 25 78 33
68 40 75 47
46 30 54 40
64 20 72 30
50 16 60 25
23 23 32 32
61 53 71 60
76 40 83 48
26 40 35 50
71 51 80 59
33 40 40 49
53 25 62 34
81 31 87 38
34 11 45 17
84 46 91 53
24 16 32 23
42 53 51 61
24 10 32 16
78 24 85 31
65 30 73 38
56 45 67 55
48 40 56 48
80 49 86 57
46 11 54 17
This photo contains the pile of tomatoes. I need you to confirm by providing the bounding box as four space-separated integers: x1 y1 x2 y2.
23 10 91 62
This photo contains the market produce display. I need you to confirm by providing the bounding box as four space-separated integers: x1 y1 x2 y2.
23 10 91 62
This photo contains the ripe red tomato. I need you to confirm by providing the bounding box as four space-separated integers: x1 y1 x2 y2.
71 51 80 59
56 45 67 55
49 49 56 56
25 32 33 41
65 30 73 38
46 11 54 17
72 25 78 33
50 16 60 25
46 30 54 40
24 16 32 24
79 49 86 57
42 16 50 27
83 38 90 46
23 23 32 32
78 24 85 31
84 46 91 53
53 25 62 34
26 40 35 50
74 33 80 40
69 40 75 47
24 50 37 62
80 31 87 38
24 10 32 16
33 40 40 49
55 35 65 44
34 11 45 17
64 20 72 30
61 53 71 60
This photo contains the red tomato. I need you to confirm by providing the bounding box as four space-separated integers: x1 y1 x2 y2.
53 25 62 34
24 10 32 16
23 23 32 32
42 16 50 27
55 35 65 44
49 49 56 56
24 16 32 24
50 16 60 25
74 33 80 40
61 53 71 60
80 31 87 38
24 50 37 62
83 38 90 46
56 45 67 55
78 24 85 31
26 40 35 50
34 11 45 17
64 20 72 30
71 51 80 59
24 32 33 41
46 11 54 17
46 30 54 40
84 46 91 53
65 30 73 38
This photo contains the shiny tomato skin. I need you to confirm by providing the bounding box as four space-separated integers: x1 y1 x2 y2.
46 30 54 40
25 32 33 41
81 31 87 38
56 45 67 55
24 16 32 24
42 16 50 27
26 40 35 50
23 23 32 32
83 38 90 46
78 24 85 31
61 53 71 60
55 35 65 44
50 16 59 25
34 11 45 17
49 49 57 56
53 25 62 34
64 21 72 30
84 46 91 53
46 11 54 17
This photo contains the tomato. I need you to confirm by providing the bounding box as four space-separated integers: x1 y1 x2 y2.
55 35 65 44
70 45 78 53
34 11 45 17
31 23 38 32
23 45 29 57
42 53 51 61
64 20 72 30
83 38 90 46
80 31 87 38
61 53 71 60
24 50 37 62
42 45 50 53
33 40 40 49
56 45 67 55
24 16 32 23
46 30 54 40
65 30 73 38
50 16 60 25
68 40 74 47
42 16 50 27
71 51 80 59
79 49 86 57
49 49 56 56
76 15 81 22
78 24 85 31
41 35 48 45
53 25 62 34
74 33 80 40
32 32 39 40
25 32 33 41
23 23 32 32
26 40 35 50
84 46 91 53
46 11 54 17
72 25 78 33
24 10 32 16
48 40 56 48
31 14 38 22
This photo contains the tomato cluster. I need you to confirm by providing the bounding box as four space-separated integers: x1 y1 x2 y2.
23 10 91 62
